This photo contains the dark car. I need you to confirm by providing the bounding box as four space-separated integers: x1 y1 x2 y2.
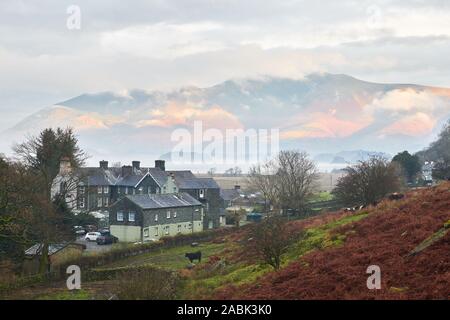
96 231 118 245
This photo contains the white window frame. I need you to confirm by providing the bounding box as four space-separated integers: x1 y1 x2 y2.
165 226 170 235
138 186 143 194
173 211 177 218
154 214 158 222
98 186 102 194
199 189 205 198
103 186 109 194
167 211 171 219
117 187 121 194
128 211 135 222
117 211 124 222
143 228 149 238
104 197 109 206
97 197 102 207
154 226 159 236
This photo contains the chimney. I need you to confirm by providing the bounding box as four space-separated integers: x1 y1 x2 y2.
132 161 140 170
59 157 71 174
122 165 132 176
155 160 165 171
99 160 108 170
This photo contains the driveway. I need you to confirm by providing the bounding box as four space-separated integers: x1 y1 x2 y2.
75 236 115 254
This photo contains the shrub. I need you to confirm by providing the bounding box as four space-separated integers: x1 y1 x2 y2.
114 267 180 300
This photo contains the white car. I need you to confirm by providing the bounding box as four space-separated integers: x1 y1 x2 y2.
85 232 101 242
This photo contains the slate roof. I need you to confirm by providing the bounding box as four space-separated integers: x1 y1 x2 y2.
220 189 241 201
70 165 217 192
168 171 220 190
126 192 202 209
77 167 120 186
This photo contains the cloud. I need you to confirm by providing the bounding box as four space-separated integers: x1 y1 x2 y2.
366 88 444 114
1 0 450 132
135 102 243 130
281 112 371 139
380 112 436 136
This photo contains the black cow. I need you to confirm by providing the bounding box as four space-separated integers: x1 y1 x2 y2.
185 251 202 263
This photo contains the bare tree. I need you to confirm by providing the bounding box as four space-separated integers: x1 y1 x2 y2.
251 215 294 270
332 156 403 207
247 151 318 216
247 160 279 212
276 151 319 215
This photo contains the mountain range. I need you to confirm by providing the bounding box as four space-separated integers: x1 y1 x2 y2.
1 73 450 171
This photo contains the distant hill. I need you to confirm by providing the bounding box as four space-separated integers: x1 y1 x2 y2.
2 73 450 166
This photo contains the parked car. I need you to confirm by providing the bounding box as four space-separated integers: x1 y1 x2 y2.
96 231 118 245
85 232 101 242
84 225 98 232
73 226 86 236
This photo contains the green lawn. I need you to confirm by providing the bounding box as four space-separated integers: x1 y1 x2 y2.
103 242 227 270
309 191 335 203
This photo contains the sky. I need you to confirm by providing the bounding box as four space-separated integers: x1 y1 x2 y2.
1 0 450 131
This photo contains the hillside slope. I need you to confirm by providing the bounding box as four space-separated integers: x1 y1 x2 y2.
215 183 450 300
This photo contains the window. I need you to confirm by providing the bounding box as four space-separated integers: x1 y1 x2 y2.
126 187 129 194
97 197 102 207
154 227 159 236
143 228 149 237
98 186 102 194
154 214 158 222
138 186 143 194
177 225 181 233
173 211 177 218
199 189 205 198
103 186 109 194
129 211 135 222
117 211 124 221
165 226 170 235
104 197 109 206
166 211 171 219
117 187 121 194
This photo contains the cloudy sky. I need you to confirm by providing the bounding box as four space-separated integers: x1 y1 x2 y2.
1 0 450 130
